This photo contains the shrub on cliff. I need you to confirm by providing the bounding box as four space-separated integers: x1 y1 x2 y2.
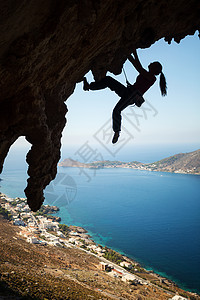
0 207 12 220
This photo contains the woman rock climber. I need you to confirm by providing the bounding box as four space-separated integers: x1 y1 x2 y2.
83 49 167 143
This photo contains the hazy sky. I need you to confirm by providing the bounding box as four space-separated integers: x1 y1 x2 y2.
10 31 200 162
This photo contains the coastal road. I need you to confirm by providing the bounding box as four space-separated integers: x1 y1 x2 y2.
71 245 175 297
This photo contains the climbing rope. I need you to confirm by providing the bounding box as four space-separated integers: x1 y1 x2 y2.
122 66 137 107
122 66 131 86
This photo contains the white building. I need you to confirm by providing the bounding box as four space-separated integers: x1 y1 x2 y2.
5 197 13 202
13 219 25 226
17 203 25 208
21 205 30 212
57 231 65 238
68 237 78 244
109 271 119 278
20 212 31 218
89 244 105 254
70 231 79 236
49 236 60 243
169 296 188 300
49 241 63 247
40 219 59 231
121 274 137 283
4 203 11 210
27 236 40 244
99 262 109 271
120 261 133 269
28 221 37 227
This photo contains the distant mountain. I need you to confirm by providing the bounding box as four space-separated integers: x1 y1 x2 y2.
148 149 200 174
59 149 200 175
58 158 87 168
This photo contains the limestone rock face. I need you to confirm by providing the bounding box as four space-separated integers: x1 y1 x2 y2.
0 0 199 211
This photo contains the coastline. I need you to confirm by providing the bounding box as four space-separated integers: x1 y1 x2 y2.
59 163 200 176
59 149 200 175
78 226 198 295
58 162 200 175
49 207 200 296
1 192 199 298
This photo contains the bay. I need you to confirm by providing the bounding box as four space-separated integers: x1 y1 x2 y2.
1 165 200 294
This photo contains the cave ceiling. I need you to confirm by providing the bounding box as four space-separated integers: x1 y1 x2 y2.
0 0 199 211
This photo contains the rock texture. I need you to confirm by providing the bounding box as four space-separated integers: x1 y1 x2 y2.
0 0 199 211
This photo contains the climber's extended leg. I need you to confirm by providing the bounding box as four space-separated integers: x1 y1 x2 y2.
112 96 131 143
85 76 127 98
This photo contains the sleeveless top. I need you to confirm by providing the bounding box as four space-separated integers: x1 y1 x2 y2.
132 73 156 95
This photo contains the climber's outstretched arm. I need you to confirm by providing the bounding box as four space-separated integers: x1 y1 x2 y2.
128 49 144 72
128 49 152 81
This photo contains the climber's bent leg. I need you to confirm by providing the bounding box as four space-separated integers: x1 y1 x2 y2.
89 76 126 98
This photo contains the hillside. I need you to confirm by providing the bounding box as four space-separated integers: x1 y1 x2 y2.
59 149 200 175
59 158 87 168
148 149 200 174
0 215 188 300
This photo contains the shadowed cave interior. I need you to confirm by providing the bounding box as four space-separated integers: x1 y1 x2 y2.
0 0 199 211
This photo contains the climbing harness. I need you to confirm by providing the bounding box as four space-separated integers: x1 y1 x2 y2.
122 66 144 107
127 90 144 107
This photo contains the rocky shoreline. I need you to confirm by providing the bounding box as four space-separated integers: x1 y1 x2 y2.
0 192 199 299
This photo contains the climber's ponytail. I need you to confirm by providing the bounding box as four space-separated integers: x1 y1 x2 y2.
159 72 167 96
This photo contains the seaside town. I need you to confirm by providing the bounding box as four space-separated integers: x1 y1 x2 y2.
0 192 199 300
59 148 200 176
87 161 198 175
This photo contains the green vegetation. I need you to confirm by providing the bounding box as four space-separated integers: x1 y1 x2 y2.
129 268 144 276
34 204 59 216
10 200 17 207
179 291 190 298
80 244 90 251
103 248 123 264
9 198 26 207
39 235 47 241
34 211 47 217
15 197 26 203
22 217 29 222
33 205 60 223
58 223 70 236
190 296 199 300
149 280 183 294
0 207 12 220
90 249 98 255
88 160 125 168
79 239 87 244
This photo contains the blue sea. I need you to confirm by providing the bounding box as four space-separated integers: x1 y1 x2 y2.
0 149 200 294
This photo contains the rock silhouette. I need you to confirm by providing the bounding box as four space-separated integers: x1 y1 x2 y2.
0 0 199 211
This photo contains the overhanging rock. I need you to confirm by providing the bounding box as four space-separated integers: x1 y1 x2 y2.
0 0 199 211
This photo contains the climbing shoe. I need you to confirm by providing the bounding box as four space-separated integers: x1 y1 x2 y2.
83 77 90 91
112 131 120 144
